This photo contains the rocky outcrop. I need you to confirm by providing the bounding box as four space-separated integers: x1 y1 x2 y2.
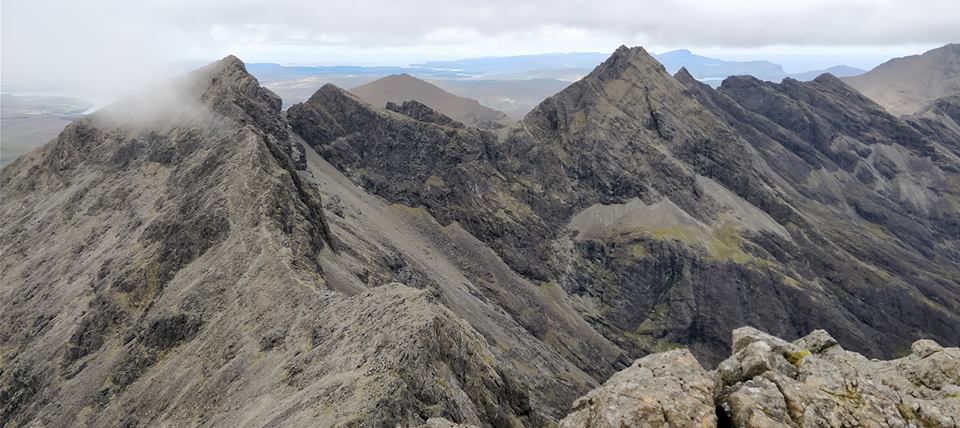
561 327 960 427
559 349 716 427
387 100 465 128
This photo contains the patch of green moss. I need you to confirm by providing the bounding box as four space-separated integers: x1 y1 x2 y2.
539 280 557 289
896 403 916 421
784 349 811 367
631 244 649 258
704 222 751 263
624 222 754 264
494 190 535 219
635 303 669 335
653 341 684 353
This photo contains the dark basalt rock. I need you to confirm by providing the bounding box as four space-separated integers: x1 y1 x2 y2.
141 313 201 350
290 46 960 369
386 100 465 128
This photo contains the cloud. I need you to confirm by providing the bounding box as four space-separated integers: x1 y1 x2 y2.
138 0 960 47
2 0 958 97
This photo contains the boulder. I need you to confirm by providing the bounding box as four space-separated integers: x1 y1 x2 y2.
562 328 960 427
559 349 716 427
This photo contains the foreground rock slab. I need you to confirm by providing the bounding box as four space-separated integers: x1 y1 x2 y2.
561 327 960 427
560 349 716 427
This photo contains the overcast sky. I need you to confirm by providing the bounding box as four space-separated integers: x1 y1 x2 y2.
3 0 958 97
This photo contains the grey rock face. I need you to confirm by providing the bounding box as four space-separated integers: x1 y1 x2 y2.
561 327 960 428
716 327 960 427
386 100 466 128
290 44 960 369
559 349 716 427
0 56 551 427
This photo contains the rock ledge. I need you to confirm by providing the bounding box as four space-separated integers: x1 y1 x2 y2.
561 327 960 427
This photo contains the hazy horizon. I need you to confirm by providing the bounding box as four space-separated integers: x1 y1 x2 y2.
4 0 958 100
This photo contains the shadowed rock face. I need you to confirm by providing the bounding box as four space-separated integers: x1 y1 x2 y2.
289 45 960 369
387 100 465 128
560 327 960 427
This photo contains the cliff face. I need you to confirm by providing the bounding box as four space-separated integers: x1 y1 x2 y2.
3 46 959 427
290 46 960 369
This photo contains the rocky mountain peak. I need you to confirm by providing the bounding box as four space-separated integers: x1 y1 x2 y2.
188 55 286 138
810 72 846 86
590 44 665 83
673 66 696 84
717 74 764 90
520 44 687 139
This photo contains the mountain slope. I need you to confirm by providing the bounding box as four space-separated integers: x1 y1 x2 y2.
291 46 960 369
0 57 578 426
844 43 960 115
350 74 510 129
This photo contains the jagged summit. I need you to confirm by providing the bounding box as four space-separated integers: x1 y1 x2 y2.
311 82 365 103
583 45 665 84
716 73 763 89
810 72 845 85
673 66 696 83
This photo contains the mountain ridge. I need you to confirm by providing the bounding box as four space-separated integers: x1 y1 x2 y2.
2 46 959 426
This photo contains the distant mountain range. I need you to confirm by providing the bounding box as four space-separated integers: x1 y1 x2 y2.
249 50 865 85
245 63 470 80
655 49 865 83
350 74 510 129
844 44 960 115
246 50 866 119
